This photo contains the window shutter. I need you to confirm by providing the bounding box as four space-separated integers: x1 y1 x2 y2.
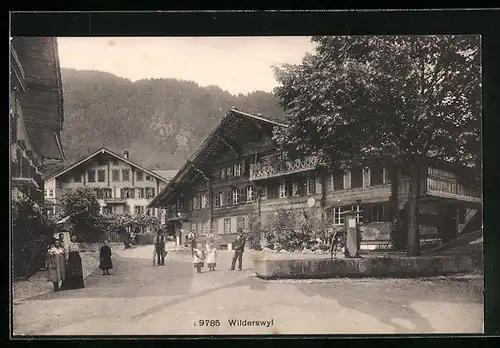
227 191 232 205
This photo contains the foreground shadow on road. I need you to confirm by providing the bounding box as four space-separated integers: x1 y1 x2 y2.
294 278 483 334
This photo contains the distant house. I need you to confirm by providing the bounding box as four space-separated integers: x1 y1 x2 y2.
44 148 174 221
10 37 65 203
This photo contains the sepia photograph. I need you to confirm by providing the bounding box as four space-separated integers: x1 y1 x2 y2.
10 34 483 336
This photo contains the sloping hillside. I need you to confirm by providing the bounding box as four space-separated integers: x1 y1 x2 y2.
45 68 284 176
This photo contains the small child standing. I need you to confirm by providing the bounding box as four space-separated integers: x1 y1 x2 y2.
193 243 205 274
206 240 217 271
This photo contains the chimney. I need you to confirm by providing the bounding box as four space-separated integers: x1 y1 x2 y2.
123 150 129 159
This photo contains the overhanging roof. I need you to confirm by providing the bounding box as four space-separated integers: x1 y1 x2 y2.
11 37 65 161
148 108 286 208
45 148 171 183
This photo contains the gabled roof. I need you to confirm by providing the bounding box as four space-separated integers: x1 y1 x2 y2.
44 148 170 183
148 108 286 208
153 170 178 180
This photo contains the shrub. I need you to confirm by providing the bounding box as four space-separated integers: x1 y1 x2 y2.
262 207 331 252
12 197 56 279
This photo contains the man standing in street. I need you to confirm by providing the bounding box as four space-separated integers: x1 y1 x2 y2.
155 230 166 266
188 229 196 256
230 228 246 271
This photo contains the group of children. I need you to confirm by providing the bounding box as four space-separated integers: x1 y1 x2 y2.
192 238 217 274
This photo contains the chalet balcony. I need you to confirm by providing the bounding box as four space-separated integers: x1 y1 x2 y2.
104 197 127 204
425 176 482 204
250 156 324 181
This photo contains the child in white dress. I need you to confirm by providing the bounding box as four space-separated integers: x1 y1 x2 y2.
206 240 217 271
193 242 205 274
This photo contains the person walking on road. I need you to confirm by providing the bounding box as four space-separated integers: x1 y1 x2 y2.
155 230 167 266
61 235 85 290
46 238 66 291
230 229 246 271
99 240 113 275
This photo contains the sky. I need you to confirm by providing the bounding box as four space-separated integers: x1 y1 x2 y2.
57 37 316 95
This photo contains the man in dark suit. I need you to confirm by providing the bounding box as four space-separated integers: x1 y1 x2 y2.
230 228 246 271
155 230 166 266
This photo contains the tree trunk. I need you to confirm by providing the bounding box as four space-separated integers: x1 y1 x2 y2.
389 164 404 250
407 162 421 256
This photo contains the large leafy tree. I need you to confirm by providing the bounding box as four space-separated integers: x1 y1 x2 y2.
61 187 103 242
273 35 480 256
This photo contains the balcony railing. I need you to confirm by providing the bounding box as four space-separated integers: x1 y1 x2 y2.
250 156 323 181
104 197 127 204
426 177 482 201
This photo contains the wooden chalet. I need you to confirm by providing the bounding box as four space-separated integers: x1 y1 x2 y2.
149 108 482 250
10 37 65 203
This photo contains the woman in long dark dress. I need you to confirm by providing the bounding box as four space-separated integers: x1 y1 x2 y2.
99 240 113 275
62 235 85 290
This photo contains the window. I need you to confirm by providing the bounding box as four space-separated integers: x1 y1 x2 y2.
146 187 155 198
104 189 112 199
247 186 255 202
226 167 233 178
137 188 145 199
121 188 135 199
370 167 384 186
121 169 129 181
232 189 240 204
315 176 322 194
146 175 152 181
112 169 120 182
224 218 231 233
306 176 313 195
279 180 287 198
234 163 242 176
220 168 226 180
201 193 208 208
88 170 96 182
260 186 267 200
351 167 363 188
343 171 351 189
49 189 54 198
215 192 221 207
352 205 363 223
226 191 232 205
136 171 144 181
292 180 299 196
74 173 82 183
372 203 385 222
333 170 344 190
333 207 345 225
333 205 363 225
